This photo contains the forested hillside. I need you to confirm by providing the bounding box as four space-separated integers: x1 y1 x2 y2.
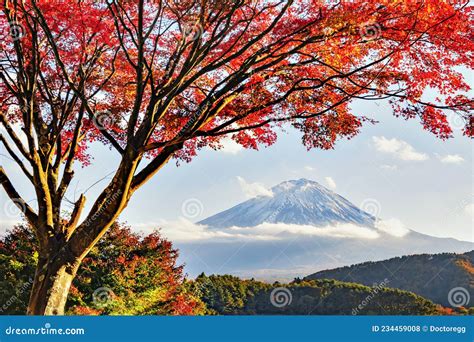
190 274 446 315
305 251 474 308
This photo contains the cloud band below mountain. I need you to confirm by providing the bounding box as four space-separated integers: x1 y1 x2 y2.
137 218 410 243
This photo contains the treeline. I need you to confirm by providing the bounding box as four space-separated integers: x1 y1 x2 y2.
189 274 446 315
305 251 474 308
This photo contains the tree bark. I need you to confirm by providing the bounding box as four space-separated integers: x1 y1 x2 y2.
27 252 80 315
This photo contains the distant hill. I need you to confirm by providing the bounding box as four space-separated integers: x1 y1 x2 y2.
305 251 474 308
191 274 445 315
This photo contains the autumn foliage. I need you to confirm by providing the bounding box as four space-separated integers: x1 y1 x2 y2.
1 1 472 162
0 223 205 315
0 0 473 315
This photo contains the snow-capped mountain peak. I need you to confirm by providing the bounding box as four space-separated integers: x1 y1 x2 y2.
178 178 473 280
199 178 375 228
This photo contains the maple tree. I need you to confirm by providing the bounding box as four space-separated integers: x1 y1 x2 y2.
0 0 472 315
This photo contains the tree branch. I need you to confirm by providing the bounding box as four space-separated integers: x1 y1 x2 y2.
0 134 33 182
0 111 32 161
131 144 182 190
65 194 86 239
0 166 38 225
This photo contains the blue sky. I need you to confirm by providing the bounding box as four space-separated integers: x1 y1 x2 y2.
122 98 473 242
1 93 473 243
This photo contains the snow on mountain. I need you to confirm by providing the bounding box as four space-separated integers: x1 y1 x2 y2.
199 179 375 228
168 178 474 281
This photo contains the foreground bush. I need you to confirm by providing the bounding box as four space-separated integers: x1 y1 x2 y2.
0 223 205 315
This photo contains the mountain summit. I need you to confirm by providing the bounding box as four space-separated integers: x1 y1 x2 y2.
199 178 375 228
178 178 474 281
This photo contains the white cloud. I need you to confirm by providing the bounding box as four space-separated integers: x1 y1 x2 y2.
375 218 410 237
238 222 380 240
167 219 237 241
154 220 381 242
237 176 273 198
134 218 240 243
372 136 429 161
437 154 465 164
464 203 474 217
324 176 337 190
304 166 315 171
218 137 243 154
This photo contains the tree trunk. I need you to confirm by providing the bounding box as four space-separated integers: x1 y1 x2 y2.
27 252 80 315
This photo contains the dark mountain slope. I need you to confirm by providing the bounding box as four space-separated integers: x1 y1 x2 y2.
305 251 474 307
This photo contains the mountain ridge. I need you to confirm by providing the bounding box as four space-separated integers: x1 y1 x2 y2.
304 250 474 308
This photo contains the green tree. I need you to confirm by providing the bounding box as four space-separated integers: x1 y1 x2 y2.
0 223 205 315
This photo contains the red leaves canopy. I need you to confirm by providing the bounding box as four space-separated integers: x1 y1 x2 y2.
1 0 473 164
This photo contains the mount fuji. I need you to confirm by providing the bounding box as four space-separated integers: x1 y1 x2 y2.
173 179 473 281
199 179 375 228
